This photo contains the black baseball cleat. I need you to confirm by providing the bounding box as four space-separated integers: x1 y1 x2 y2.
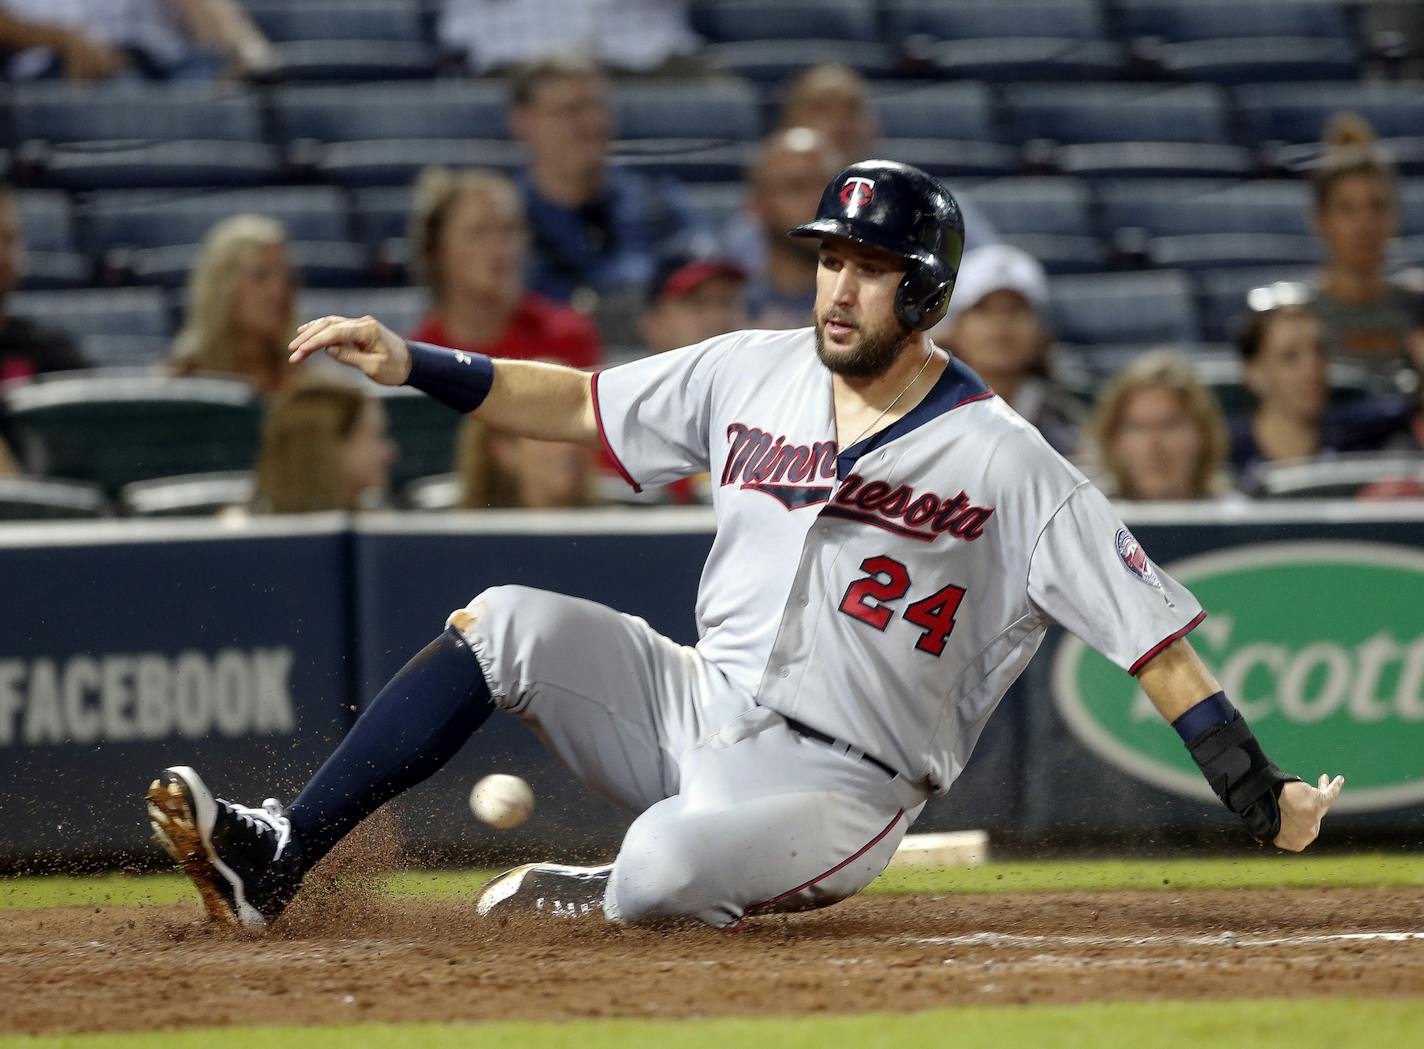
146 765 305 929
475 862 612 920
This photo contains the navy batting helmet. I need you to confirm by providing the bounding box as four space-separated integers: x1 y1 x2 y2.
789 160 964 332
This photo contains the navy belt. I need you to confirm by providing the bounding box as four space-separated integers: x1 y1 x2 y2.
784 716 900 780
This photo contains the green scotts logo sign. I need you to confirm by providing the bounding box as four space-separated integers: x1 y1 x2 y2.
1052 542 1424 813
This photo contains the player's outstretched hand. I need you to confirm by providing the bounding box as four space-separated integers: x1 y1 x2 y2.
1273 774 1345 852
288 315 412 386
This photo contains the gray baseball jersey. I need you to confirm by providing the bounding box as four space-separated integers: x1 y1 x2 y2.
592 326 1204 792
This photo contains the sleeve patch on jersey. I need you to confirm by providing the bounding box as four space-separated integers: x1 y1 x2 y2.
1115 527 1163 590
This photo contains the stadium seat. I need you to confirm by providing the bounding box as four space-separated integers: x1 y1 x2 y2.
1395 181 1423 235
1151 39 1358 85
608 80 762 182
17 191 91 289
877 139 1020 178
317 139 523 189
1048 270 1201 347
352 186 415 252
0 477 108 520
960 178 1107 273
373 385 462 491
272 83 509 144
127 240 373 289
82 188 353 253
1252 453 1424 499
928 39 1128 83
1144 233 1320 272
269 40 437 82
870 84 1021 177
691 0 876 42
1118 0 1353 42
678 183 747 233
1005 84 1255 177
2 372 262 495
6 288 171 341
404 473 458 511
887 0 1108 41
611 142 753 183
1236 82 1424 175
1188 352 1383 420
1196 265 1316 342
243 0 426 42
703 40 898 83
299 287 428 338
120 471 254 517
1098 180 1314 238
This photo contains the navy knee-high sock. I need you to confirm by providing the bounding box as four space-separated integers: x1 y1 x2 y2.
287 627 494 869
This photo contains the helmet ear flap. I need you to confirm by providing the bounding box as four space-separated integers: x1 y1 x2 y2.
895 264 954 332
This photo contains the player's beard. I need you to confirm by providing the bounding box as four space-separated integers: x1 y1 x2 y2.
814 310 913 379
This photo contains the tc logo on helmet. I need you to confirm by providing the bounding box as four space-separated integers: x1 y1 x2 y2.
839 176 875 209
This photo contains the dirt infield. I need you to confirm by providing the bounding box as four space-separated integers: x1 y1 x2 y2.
4 885 1423 1035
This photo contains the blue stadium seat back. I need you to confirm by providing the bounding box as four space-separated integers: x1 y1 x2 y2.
83 188 352 252
1048 270 1201 346
80 334 174 369
2 372 262 494
879 138 1021 178
703 41 897 83
1389 236 1424 270
272 82 509 143
0 478 108 520
244 0 426 42
7 288 172 339
1236 81 1424 143
1153 38 1358 85
40 142 282 190
886 0 1108 41
960 177 1092 237
614 80 760 141
871 82 998 143
1397 181 1424 235
1197 264 1316 341
1145 232 1321 271
127 240 372 289
691 0 876 42
16 191 74 251
314 138 523 188
611 142 753 183
681 182 746 231
20 251 91 290
1118 0 1351 41
270 40 438 82
996 233 1109 274
1054 142 1254 178
12 84 265 143
353 186 415 247
120 471 255 518
1100 180 1312 237
299 287 428 339
1006 83 1231 144
930 39 1127 82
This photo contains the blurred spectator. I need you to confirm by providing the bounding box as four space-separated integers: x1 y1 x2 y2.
510 55 703 343
1230 287 1407 489
439 0 703 77
456 416 598 510
170 215 297 395
1383 336 1424 452
1088 351 1232 502
0 0 273 81
930 244 1083 455
406 167 601 368
640 240 747 355
0 183 86 475
1309 113 1424 385
775 64 998 250
251 379 396 514
741 127 844 330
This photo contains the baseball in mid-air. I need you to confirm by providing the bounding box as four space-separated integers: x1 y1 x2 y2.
469 774 534 829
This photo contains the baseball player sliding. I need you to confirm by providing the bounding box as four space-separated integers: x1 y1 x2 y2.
146 161 1343 930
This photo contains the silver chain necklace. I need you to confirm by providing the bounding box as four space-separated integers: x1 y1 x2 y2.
842 345 936 450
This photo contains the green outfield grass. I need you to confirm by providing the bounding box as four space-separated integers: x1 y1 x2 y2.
4 852 1424 911
3 998 1421 1049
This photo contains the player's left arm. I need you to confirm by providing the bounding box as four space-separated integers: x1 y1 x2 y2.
1136 637 1344 852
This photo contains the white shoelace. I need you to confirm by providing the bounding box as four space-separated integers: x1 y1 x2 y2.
226 798 293 859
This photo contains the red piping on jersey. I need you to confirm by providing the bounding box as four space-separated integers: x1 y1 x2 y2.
950 390 996 411
590 370 641 494
726 807 907 930
1129 610 1207 676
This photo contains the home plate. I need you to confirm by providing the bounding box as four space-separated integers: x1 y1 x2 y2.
890 830 989 869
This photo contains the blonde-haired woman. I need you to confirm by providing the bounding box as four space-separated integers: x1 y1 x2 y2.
455 415 597 510
406 166 600 368
1310 112 1424 381
1087 351 1232 502
170 214 297 394
252 379 397 514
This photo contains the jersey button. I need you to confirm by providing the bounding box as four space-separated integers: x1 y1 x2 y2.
797 595 809 607
777 666 790 678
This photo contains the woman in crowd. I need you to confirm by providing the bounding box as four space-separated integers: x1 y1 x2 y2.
1310 113 1424 385
931 244 1083 455
1087 351 1233 502
170 214 298 395
455 416 598 511
252 379 397 514
406 167 601 369
1230 287 1406 489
